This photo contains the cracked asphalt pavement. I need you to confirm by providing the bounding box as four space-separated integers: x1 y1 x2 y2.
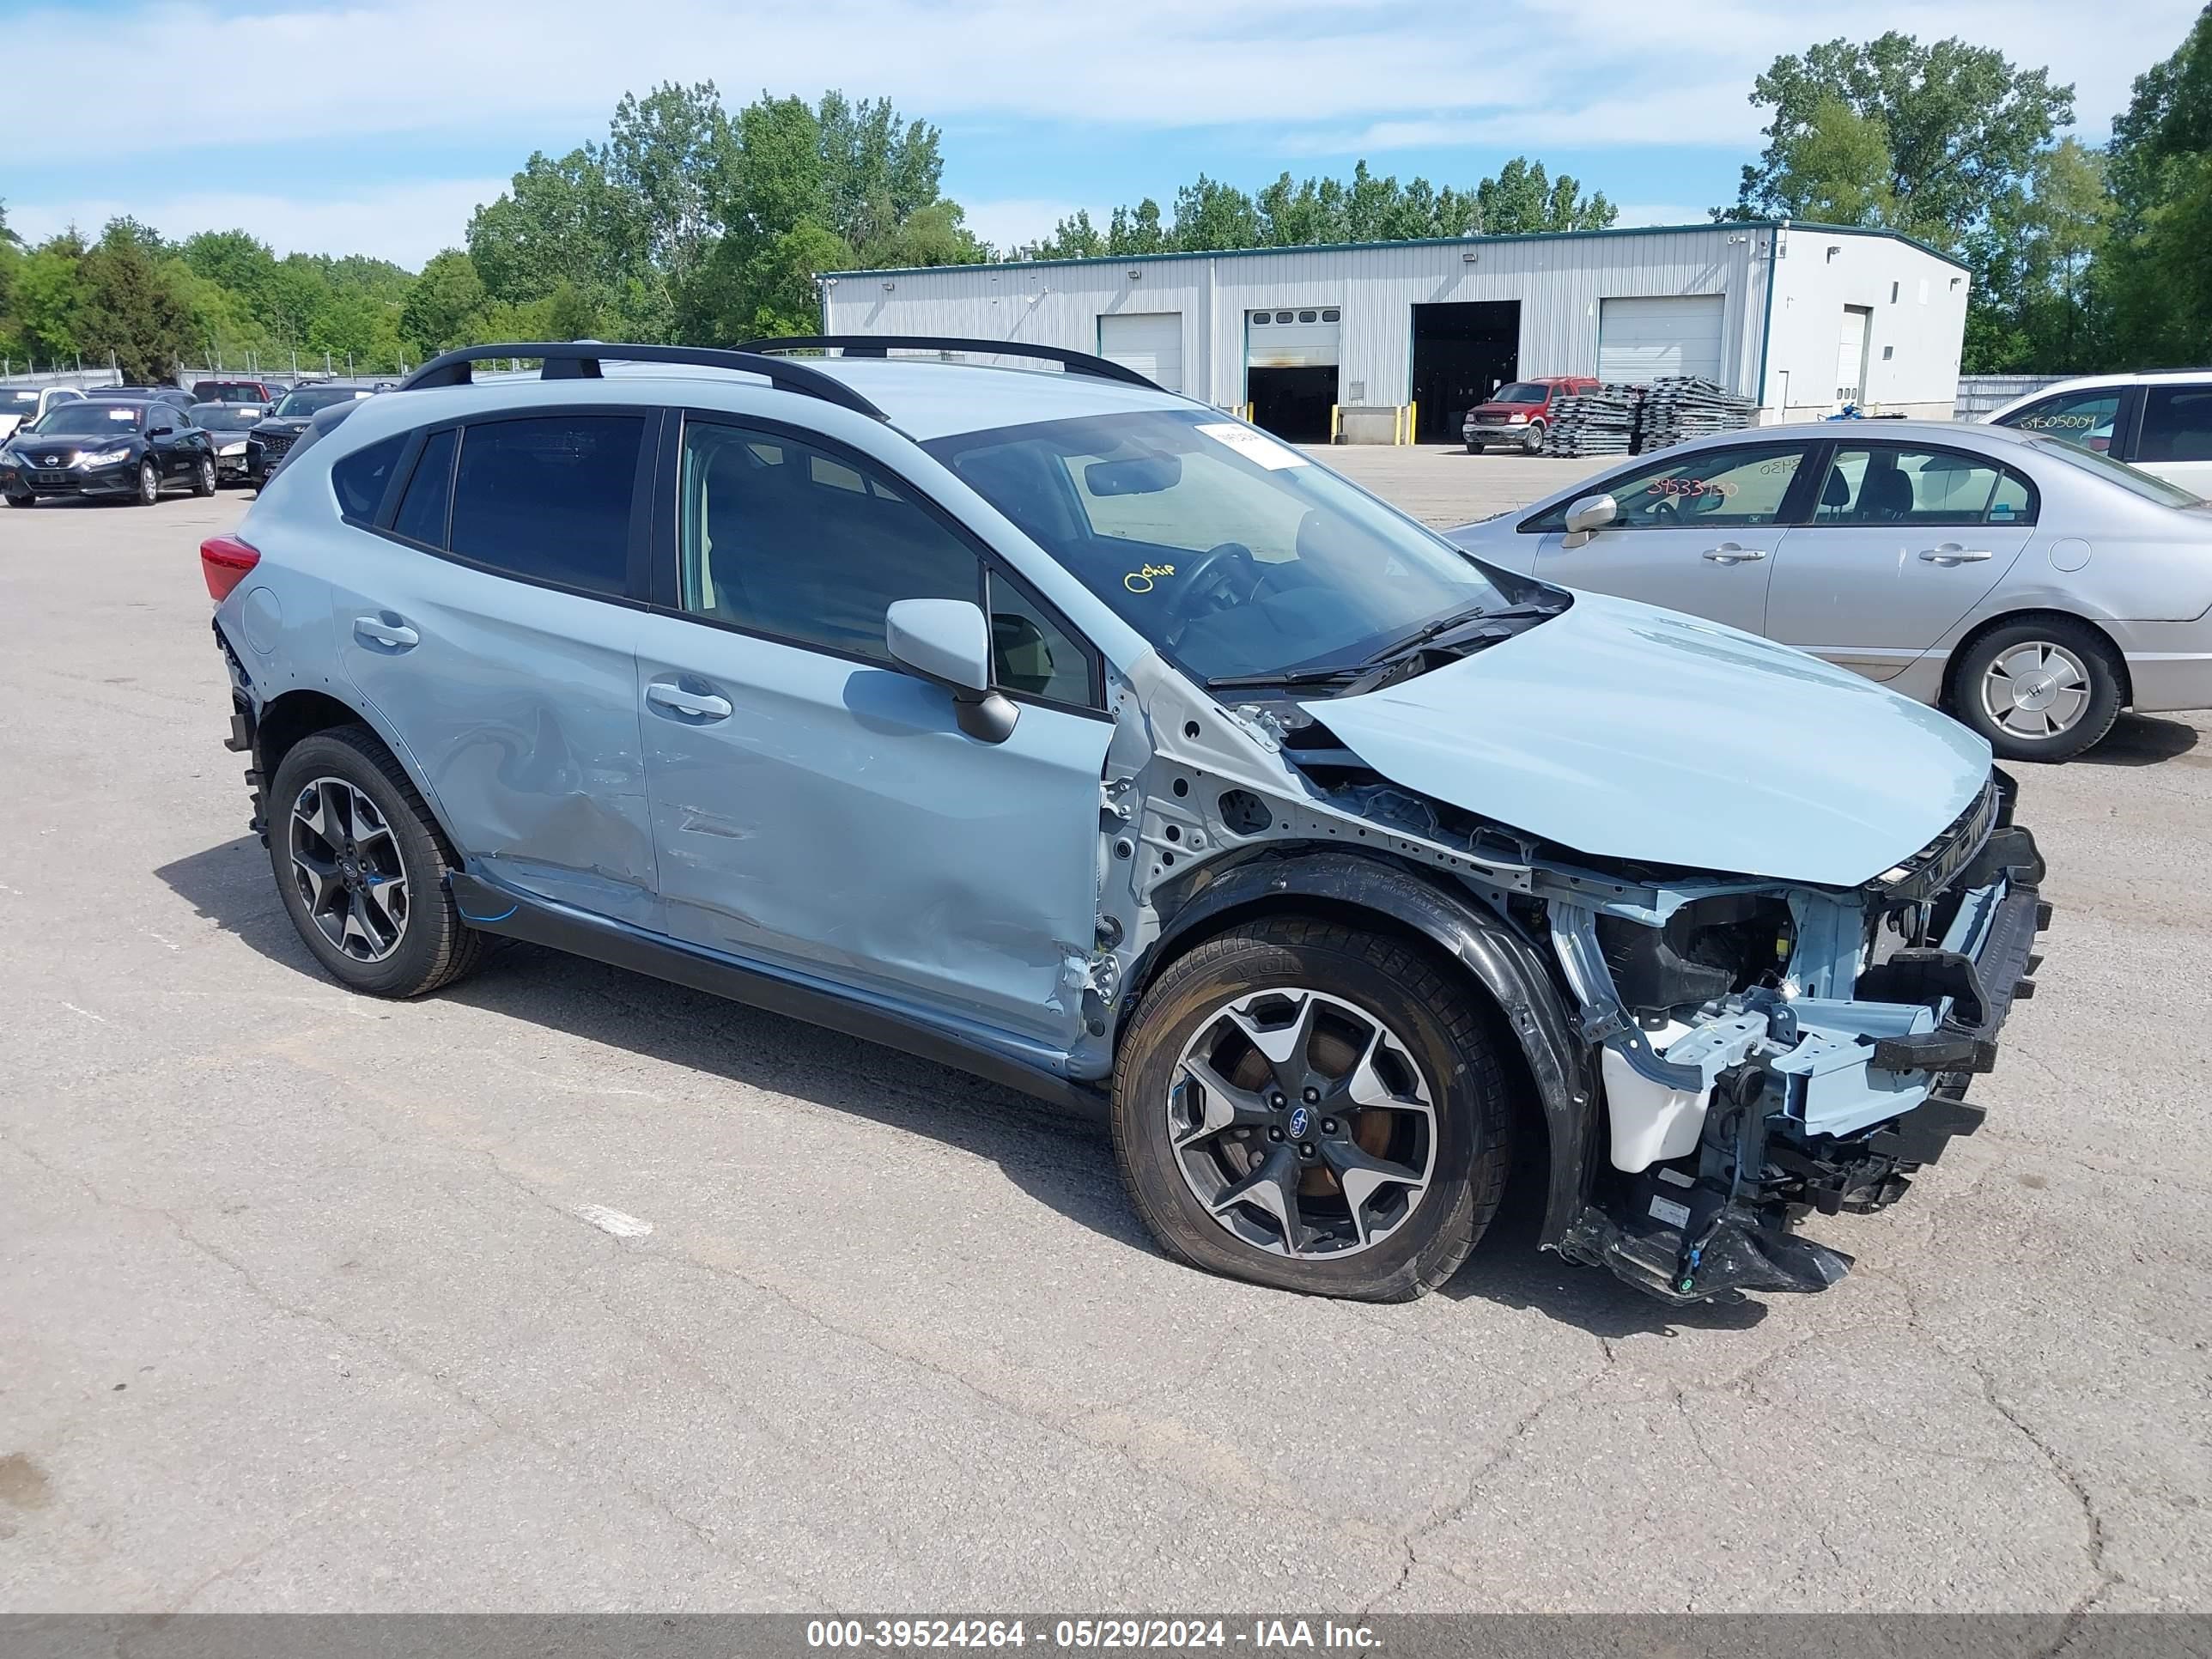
3 453 2209 1613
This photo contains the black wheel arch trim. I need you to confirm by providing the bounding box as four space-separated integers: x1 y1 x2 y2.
1129 849 1598 1248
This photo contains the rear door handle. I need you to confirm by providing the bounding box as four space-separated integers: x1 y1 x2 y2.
1919 544 1993 564
1701 544 1768 563
352 614 419 649
646 680 733 722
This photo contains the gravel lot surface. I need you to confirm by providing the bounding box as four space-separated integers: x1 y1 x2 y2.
3 452 2206 1613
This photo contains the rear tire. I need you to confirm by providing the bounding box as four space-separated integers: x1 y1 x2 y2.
1112 915 1514 1301
266 725 485 998
1948 616 2124 763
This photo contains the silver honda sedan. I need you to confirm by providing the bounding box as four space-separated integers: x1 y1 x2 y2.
1443 420 2212 761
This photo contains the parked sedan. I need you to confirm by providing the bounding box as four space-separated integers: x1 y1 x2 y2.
1445 420 2212 761
188 401 263 483
0 398 218 505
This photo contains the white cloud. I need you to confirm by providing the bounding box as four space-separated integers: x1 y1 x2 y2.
7 179 511 270
4 0 2188 167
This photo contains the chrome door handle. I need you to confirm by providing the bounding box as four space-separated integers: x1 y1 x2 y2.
646 681 733 721
352 615 418 649
1919 544 1993 564
1701 544 1768 563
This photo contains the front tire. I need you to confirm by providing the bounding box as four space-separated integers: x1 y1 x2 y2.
1949 616 2124 763
3 490 32 508
1464 439 1482 454
1522 420 1547 454
134 460 160 506
266 725 485 997
1112 915 1514 1301
191 455 216 496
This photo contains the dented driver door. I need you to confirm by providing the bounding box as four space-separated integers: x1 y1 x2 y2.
635 414 1115 1049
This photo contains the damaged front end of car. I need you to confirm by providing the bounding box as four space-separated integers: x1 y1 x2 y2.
1103 632 2048 1307
1540 769 2047 1303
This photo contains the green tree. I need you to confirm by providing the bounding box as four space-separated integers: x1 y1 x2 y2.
1474 158 1615 234
1755 96 1901 225
1730 33 2075 237
13 234 88 364
2101 6 2212 364
605 81 735 302
399 248 491 355
76 231 192 380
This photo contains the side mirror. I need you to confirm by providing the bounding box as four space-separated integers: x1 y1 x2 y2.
1560 492 1617 550
149 422 174 437
885 598 1018 744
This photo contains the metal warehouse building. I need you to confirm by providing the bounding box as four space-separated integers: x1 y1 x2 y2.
821 220 1970 443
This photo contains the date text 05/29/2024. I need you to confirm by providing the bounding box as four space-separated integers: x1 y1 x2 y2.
805 1620 1382 1651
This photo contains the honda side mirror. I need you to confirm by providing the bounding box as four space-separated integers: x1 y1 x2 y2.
1561 492 1618 550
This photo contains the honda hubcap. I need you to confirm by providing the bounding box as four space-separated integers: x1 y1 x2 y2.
1980 641 2091 739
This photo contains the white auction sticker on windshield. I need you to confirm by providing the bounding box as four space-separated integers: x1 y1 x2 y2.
1194 422 1309 470
108 408 135 420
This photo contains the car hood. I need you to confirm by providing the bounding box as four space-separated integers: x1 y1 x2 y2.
254 417 312 435
1303 592 1990 888
5 436 132 463
1468 402 1542 418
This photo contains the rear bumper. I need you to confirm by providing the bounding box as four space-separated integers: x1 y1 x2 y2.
2107 618 2212 713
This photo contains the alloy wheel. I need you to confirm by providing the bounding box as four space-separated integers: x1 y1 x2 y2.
138 463 158 504
1978 641 2092 740
1166 987 1437 1259
288 776 410 962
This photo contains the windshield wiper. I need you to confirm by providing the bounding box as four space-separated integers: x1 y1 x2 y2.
1356 599 1559 669
1205 663 1366 690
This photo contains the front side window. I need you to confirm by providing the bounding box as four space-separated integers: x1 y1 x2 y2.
448 415 641 596
1811 446 2033 527
1996 386 2123 453
1529 444 1808 533
2137 385 2212 464
927 410 1513 684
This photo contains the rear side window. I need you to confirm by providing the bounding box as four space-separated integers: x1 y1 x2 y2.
392 428 456 547
331 435 405 521
448 416 642 596
2137 385 2212 464
1996 386 2122 453
1812 446 2037 527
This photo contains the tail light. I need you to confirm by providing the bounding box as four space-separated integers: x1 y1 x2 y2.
200 534 259 602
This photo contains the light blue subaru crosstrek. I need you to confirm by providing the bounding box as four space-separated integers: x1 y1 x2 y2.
203 338 2050 1305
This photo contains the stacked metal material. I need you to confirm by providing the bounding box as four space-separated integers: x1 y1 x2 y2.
1635 376 1758 452
1539 385 1641 457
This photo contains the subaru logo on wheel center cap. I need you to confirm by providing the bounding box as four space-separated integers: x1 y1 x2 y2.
1286 1105 1311 1139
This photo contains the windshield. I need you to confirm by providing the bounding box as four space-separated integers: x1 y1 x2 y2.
272 386 367 419
925 409 1513 683
189 403 260 431
2027 433 2206 507
3 391 38 414
26 403 144 436
1492 382 1549 404
196 384 265 404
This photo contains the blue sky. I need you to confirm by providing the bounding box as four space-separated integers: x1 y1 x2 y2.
6 0 2199 269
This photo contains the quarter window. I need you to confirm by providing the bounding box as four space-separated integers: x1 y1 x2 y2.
447 415 642 596
1812 447 2035 527
392 428 456 547
1996 386 2122 453
1529 444 1808 532
2137 385 2212 464
331 435 405 521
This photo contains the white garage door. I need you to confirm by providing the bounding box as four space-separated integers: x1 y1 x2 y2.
1597 295 1726 384
1098 312 1182 392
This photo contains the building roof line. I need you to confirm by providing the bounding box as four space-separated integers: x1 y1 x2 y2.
823 219 1971 282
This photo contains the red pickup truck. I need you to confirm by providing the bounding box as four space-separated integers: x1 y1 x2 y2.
1462 376 1601 453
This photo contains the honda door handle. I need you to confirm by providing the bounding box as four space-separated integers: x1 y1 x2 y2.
1701 544 1768 563
352 615 418 649
1919 544 1993 564
646 681 732 721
